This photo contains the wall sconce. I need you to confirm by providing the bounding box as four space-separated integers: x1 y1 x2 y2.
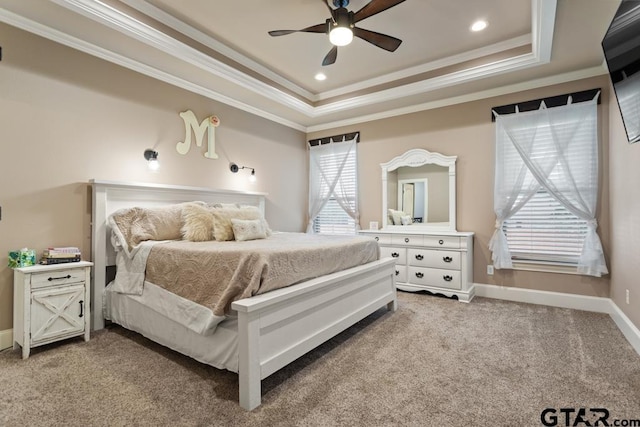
230 162 256 182
144 149 159 171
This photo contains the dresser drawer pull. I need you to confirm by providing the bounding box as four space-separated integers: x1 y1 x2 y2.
438 239 444 245
391 252 400 258
48 274 72 282
443 256 453 263
404 237 410 243
415 272 424 279
375 237 379 241
443 275 453 282
395 270 399 276
415 254 424 261
79 300 84 318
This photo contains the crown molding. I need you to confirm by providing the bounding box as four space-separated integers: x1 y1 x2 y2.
119 0 318 102
0 8 308 132
2 0 559 131
306 66 607 133
50 0 316 115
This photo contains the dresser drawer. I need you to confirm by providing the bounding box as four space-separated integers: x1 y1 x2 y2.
423 235 460 249
30 268 86 290
380 246 407 264
394 265 407 283
408 249 461 270
391 234 423 246
408 266 461 290
368 234 391 245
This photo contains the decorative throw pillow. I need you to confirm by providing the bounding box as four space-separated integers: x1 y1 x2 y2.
231 218 267 241
109 203 191 255
388 209 406 226
211 202 240 208
401 215 413 226
181 203 216 241
210 206 263 241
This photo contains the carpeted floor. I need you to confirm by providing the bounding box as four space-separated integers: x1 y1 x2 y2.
1 291 639 427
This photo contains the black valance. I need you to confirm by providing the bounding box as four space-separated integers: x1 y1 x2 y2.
308 131 360 147
491 88 601 121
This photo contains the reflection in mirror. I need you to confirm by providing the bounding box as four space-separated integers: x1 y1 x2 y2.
381 149 457 231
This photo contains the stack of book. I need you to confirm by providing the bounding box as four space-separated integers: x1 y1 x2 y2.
40 247 82 265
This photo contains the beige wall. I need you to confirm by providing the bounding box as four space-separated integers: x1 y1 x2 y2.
309 75 613 300
0 24 307 331
608 81 640 329
4 22 637 336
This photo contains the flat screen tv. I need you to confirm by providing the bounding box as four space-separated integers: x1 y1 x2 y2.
602 0 640 144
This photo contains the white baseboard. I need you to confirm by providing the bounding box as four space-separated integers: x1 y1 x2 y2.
0 329 13 351
607 300 640 356
475 283 640 356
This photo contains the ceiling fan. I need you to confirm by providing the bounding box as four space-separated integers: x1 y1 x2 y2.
268 0 406 66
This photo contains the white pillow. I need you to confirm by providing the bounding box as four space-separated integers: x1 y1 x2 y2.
231 218 267 241
181 203 215 241
401 215 413 226
388 209 407 225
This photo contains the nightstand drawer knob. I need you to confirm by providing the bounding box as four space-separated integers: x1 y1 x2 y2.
79 300 84 318
48 274 72 281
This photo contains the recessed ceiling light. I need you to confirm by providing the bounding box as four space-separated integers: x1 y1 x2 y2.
471 20 488 32
315 72 327 81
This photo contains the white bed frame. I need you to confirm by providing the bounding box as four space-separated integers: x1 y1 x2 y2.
90 180 397 410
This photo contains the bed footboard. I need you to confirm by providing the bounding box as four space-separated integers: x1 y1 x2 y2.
231 257 397 410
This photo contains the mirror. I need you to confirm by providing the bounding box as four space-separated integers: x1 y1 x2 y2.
381 149 457 231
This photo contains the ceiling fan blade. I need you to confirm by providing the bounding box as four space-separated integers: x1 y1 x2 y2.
353 0 406 24
268 22 327 37
353 27 402 52
322 46 338 66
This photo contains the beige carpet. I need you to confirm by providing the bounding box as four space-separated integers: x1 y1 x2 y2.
1 292 639 426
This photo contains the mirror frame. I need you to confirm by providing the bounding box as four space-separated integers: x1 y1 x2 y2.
381 148 457 231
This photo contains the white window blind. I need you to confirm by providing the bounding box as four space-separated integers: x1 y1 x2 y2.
503 190 587 264
312 144 357 235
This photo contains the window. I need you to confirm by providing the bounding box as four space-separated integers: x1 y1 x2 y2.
503 190 588 265
308 136 359 235
491 93 608 277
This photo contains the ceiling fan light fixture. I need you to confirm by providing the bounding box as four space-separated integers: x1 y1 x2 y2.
329 26 353 46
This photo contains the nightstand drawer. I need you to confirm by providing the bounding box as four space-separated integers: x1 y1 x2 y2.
30 268 85 289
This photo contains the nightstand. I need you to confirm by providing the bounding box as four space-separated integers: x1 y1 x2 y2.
13 261 93 359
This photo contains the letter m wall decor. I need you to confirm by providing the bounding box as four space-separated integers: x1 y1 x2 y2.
176 110 220 159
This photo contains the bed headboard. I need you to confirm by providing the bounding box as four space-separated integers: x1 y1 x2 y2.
90 179 267 331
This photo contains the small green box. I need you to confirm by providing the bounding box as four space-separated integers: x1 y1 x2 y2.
8 249 36 268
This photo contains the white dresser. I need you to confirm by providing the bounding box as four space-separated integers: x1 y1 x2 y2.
360 230 474 302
